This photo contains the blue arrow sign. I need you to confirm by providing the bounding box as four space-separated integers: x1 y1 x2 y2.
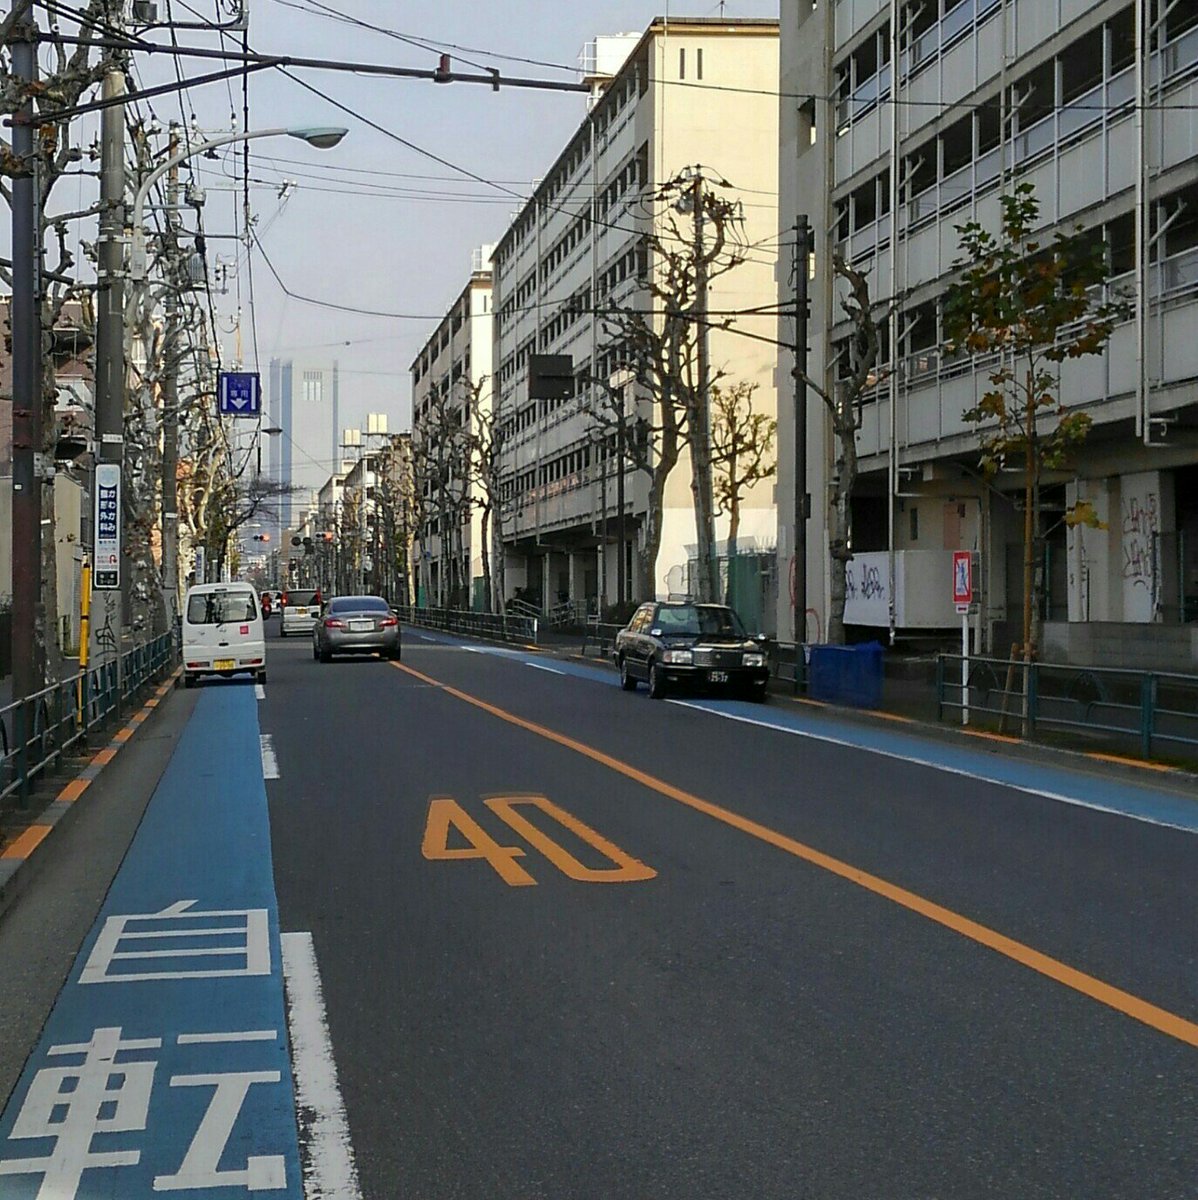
218 372 262 418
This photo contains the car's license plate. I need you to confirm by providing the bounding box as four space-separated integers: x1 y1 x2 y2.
214 659 235 670
709 670 728 683
295 608 309 616
349 620 372 632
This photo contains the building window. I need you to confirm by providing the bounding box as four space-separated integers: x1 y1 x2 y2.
679 48 685 79
909 506 919 542
697 48 703 80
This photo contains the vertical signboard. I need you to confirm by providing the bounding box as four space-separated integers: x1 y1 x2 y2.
952 550 973 612
94 463 121 590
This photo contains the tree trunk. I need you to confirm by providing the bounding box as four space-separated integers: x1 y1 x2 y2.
827 408 859 646
479 506 492 613
724 499 740 607
639 443 678 605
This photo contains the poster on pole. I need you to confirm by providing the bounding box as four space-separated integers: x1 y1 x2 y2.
952 550 973 614
93 463 121 590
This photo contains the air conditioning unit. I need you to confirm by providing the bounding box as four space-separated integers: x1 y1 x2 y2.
132 0 158 22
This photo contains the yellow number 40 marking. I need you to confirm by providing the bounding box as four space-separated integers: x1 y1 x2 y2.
422 795 656 887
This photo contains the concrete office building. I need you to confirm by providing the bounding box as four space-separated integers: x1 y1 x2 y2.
266 358 341 537
778 0 1198 664
490 17 781 622
410 248 494 608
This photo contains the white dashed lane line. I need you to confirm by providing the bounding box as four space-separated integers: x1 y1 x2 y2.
525 662 566 675
260 733 280 780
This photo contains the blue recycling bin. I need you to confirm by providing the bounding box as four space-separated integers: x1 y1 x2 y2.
807 642 884 708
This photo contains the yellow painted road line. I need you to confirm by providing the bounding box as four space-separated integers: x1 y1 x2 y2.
2 825 52 860
392 659 1198 1049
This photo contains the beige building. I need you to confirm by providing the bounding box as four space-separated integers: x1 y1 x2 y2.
410 250 494 608
490 17 781 625
779 0 1198 663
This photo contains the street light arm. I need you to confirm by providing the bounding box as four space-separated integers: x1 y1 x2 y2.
129 126 346 280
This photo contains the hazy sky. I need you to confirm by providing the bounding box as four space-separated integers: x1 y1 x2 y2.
160 0 778 466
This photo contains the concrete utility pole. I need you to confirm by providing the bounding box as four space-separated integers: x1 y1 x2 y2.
792 215 811 668
93 65 126 683
616 382 627 610
7 0 43 707
161 125 181 630
689 170 717 604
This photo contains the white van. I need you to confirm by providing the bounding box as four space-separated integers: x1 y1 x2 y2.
182 583 267 688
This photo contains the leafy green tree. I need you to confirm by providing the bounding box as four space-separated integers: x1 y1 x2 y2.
943 182 1122 663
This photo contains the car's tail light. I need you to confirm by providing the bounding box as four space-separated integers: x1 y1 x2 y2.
381 617 399 628
280 592 288 606
324 618 345 628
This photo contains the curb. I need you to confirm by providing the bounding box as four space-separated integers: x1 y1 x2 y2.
0 668 182 919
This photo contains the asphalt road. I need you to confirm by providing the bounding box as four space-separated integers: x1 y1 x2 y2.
257 622 1198 1200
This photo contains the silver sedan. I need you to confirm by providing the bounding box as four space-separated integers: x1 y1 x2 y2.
312 596 401 662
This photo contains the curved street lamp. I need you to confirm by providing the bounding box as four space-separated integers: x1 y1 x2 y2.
129 126 348 281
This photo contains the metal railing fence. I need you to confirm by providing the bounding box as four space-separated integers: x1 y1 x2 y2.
0 630 178 807
937 654 1198 758
397 605 539 646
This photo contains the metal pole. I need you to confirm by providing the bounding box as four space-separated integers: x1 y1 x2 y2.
617 387 627 609
94 66 126 699
161 126 181 632
792 215 810 687
8 3 43 718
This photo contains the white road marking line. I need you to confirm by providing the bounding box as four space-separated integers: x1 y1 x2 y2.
255 684 266 701
177 1029 278 1044
260 734 280 781
282 931 362 1200
664 700 1197 835
525 662 566 675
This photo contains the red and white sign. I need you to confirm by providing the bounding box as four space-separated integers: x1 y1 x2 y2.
952 551 973 612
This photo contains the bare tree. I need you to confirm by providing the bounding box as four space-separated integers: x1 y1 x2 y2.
410 388 471 607
792 254 898 645
463 375 509 612
710 380 776 600
599 169 749 602
1 4 125 676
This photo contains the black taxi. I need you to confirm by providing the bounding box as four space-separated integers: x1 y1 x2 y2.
612 601 770 702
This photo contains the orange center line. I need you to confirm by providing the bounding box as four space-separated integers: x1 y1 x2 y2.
390 659 1198 1049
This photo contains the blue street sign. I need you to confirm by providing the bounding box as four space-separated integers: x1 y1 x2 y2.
218 371 262 417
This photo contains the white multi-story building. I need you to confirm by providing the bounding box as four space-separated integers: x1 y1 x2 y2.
779 0 1198 664
491 17 781 622
410 249 493 609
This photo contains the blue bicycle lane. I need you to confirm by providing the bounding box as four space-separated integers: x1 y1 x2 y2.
0 685 303 1198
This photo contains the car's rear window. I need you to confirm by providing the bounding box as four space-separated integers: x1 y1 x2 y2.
330 596 389 614
655 605 745 636
187 591 257 624
286 590 317 606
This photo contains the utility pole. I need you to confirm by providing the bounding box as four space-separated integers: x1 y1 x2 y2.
93 64 126 687
616 385 627 610
792 215 811 680
690 170 717 603
161 124 181 632
8 0 43 712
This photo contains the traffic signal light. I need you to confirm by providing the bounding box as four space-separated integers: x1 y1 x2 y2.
321 531 334 542
251 533 271 542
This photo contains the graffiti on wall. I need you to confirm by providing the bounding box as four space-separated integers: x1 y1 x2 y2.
1121 490 1159 591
